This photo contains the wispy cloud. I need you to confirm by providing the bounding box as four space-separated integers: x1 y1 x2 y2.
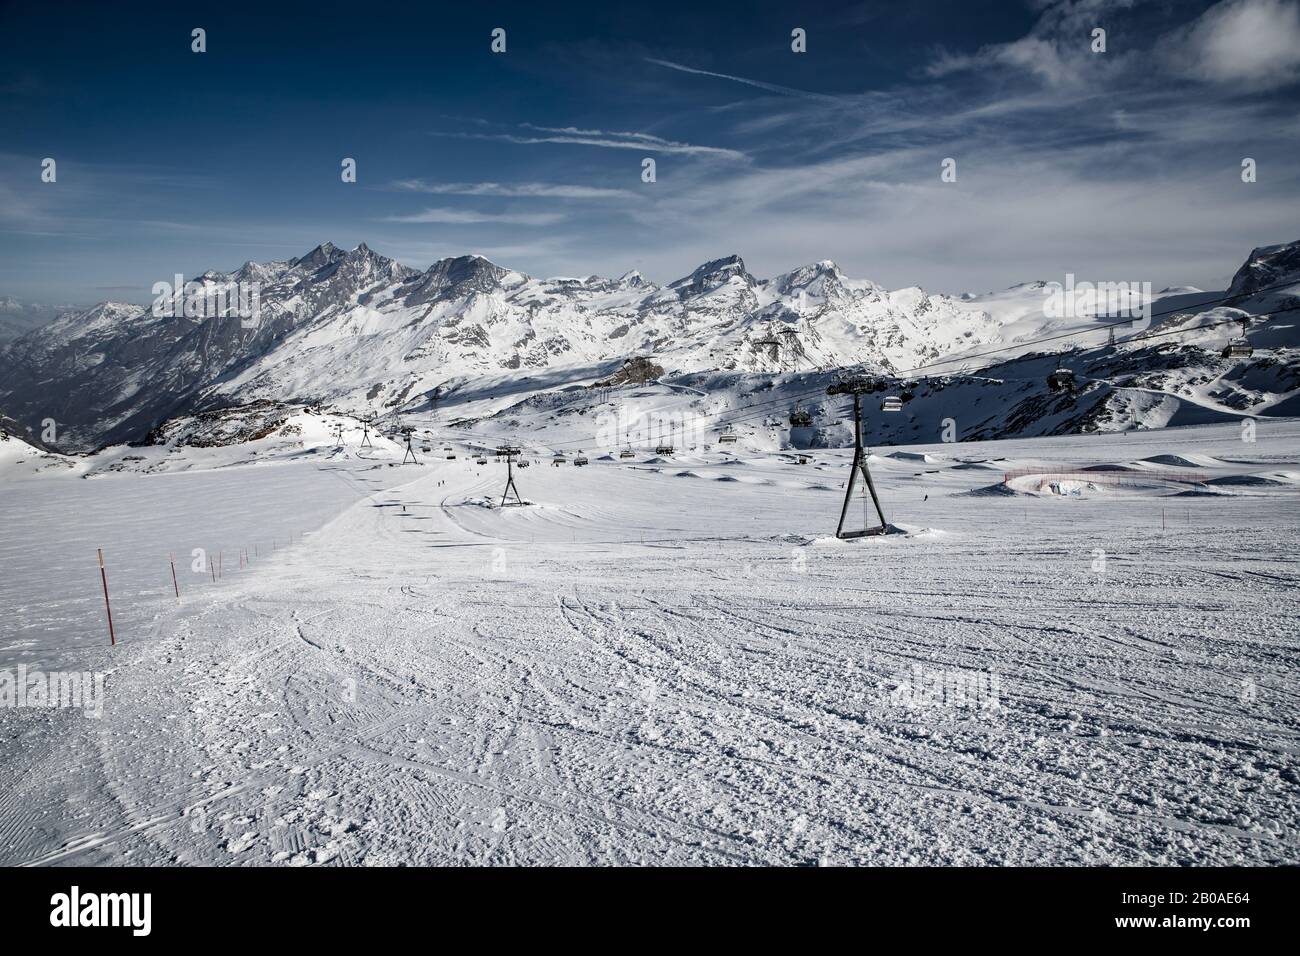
434 127 745 159
380 207 565 226
389 179 637 199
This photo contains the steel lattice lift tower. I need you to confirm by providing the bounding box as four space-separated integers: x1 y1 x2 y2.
498 443 525 507
827 376 896 538
360 413 375 448
400 425 419 464
753 334 781 366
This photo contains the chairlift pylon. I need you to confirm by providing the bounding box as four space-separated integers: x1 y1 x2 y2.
399 425 420 465
826 377 896 538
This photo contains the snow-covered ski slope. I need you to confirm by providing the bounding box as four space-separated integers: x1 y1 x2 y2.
1 420 1297 865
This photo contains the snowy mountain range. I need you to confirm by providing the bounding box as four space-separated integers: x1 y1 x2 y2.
0 239 1297 454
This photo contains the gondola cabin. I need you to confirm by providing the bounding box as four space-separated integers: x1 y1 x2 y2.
1222 342 1253 358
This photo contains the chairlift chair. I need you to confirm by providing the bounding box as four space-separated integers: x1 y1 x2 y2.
619 447 635 459
1047 368 1076 391
789 405 813 427
654 444 674 456
574 455 589 467
1216 319 1248 356
880 396 904 413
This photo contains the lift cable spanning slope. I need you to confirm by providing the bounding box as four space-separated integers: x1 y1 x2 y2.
448 298 1300 456
693 286 1300 434
394 273 1300 453
670 277 1300 441
692 310 1297 443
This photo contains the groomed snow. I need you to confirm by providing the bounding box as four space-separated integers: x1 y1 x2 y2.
1 420 1298 865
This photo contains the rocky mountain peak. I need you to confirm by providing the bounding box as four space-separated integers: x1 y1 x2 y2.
669 254 753 299
1228 240 1300 297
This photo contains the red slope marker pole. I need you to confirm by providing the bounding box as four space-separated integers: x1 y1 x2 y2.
98 548 116 646
170 552 180 600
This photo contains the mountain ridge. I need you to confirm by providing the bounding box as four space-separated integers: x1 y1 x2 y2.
2 239 1297 453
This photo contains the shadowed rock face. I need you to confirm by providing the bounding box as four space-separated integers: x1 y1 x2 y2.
402 255 507 307
593 356 665 388
144 399 302 448
0 410 54 452
0 244 414 452
1229 239 1300 297
668 254 753 299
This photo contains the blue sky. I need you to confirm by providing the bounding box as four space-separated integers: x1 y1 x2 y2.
2 0 1299 303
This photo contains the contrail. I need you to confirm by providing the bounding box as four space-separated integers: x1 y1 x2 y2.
644 57 848 103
